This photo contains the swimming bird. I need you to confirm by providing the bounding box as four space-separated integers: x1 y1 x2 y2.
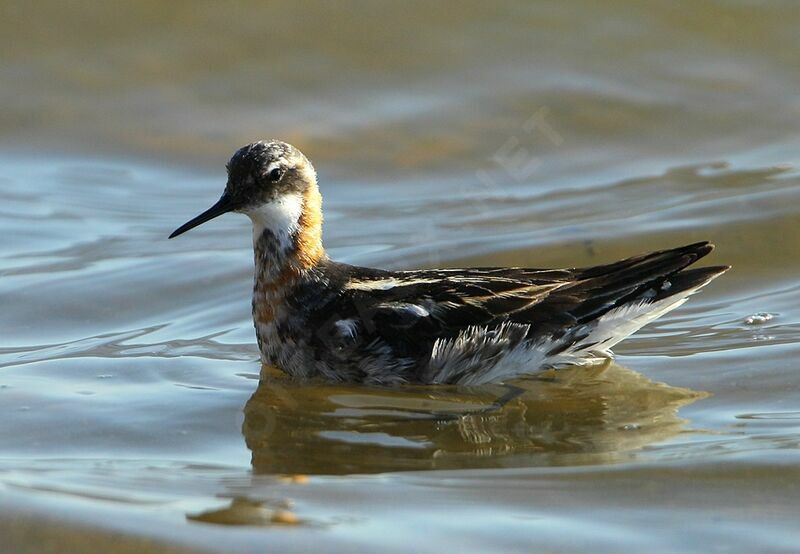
169 140 729 385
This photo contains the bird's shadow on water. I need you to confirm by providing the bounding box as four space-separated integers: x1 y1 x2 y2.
242 362 708 475
188 362 707 526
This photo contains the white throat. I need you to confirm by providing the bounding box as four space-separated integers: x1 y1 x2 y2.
245 194 304 249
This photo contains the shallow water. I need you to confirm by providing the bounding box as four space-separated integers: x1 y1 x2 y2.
2 1 800 552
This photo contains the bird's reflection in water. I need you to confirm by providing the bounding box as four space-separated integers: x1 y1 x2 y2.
242 363 708 475
189 363 706 525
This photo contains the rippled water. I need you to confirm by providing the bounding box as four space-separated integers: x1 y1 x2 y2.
2 2 800 552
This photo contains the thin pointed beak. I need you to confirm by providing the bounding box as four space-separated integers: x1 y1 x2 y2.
169 194 234 239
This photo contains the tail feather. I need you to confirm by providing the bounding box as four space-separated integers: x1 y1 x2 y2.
655 265 730 302
577 241 714 281
566 263 730 356
568 242 717 325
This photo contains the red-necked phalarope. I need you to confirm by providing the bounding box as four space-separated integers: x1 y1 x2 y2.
169 140 729 385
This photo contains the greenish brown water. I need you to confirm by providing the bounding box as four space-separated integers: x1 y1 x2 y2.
1 1 800 552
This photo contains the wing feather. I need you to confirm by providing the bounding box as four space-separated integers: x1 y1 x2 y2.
304 242 723 381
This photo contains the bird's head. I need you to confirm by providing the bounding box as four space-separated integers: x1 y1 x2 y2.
169 140 319 241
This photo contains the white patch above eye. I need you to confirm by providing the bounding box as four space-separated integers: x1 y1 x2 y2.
245 193 303 247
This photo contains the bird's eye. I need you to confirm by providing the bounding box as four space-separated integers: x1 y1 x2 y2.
268 167 284 182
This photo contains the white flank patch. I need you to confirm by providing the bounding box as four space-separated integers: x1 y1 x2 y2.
428 322 538 385
589 298 686 348
245 193 304 248
566 276 723 357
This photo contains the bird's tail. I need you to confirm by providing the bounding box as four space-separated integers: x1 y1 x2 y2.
559 242 729 358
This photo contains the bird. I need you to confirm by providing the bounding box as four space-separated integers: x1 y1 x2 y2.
169 140 729 386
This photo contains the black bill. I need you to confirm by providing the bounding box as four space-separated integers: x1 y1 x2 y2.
169 194 234 238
